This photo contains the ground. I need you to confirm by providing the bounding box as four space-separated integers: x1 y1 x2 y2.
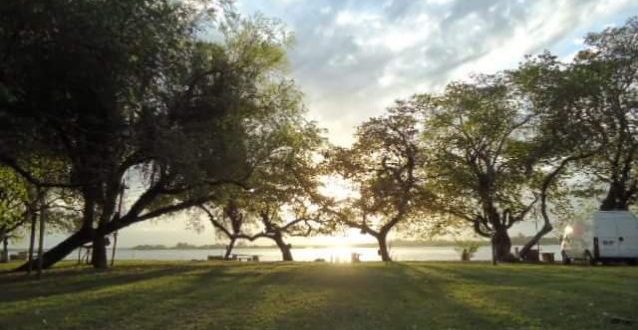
0 261 636 330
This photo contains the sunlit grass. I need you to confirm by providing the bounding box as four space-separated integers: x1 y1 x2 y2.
1 261 637 329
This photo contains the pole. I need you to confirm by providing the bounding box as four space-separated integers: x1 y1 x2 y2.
27 203 37 275
110 183 125 267
36 192 46 279
110 232 118 267
2 236 8 263
491 234 497 266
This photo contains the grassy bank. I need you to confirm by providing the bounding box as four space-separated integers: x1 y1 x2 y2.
1 261 636 329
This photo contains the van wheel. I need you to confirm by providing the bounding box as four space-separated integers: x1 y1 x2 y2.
584 251 596 266
561 251 571 265
628 258 638 266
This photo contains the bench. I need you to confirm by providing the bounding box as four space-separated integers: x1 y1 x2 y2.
231 254 260 262
541 252 555 263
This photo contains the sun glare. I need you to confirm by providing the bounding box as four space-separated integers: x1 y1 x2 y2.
320 175 357 201
328 244 353 263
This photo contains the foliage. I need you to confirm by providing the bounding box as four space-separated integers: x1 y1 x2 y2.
197 105 328 260
328 103 431 261
0 167 29 240
0 0 316 269
417 75 538 261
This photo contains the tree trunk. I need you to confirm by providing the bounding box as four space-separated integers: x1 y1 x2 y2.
14 228 93 271
36 203 46 279
600 181 630 211
91 233 108 269
377 233 391 262
27 209 37 275
520 223 552 260
224 237 237 260
1 234 8 263
273 234 293 261
491 226 514 262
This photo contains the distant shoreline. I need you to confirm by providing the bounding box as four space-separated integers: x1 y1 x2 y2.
127 237 560 250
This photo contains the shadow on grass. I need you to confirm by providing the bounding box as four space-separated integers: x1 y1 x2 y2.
399 263 638 329
248 263 508 330
0 265 208 303
1 262 637 330
0 263 294 330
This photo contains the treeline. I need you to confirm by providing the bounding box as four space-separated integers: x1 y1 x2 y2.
0 0 636 271
132 242 262 250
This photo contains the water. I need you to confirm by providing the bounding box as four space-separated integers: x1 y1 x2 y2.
69 245 562 262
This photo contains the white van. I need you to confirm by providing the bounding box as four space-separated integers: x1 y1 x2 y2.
560 211 638 265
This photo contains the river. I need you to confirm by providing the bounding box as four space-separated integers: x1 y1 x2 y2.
70 245 562 262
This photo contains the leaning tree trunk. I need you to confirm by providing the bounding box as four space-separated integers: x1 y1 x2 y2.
376 233 391 262
273 234 293 261
520 187 552 259
15 192 96 272
224 237 237 260
14 227 93 271
492 226 514 262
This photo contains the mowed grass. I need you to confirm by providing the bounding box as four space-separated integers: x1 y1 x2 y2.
0 261 637 330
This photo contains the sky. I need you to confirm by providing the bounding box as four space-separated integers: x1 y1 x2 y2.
15 0 638 249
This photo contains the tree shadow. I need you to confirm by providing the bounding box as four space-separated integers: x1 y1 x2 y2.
250 263 509 329
2 262 636 329
0 265 206 303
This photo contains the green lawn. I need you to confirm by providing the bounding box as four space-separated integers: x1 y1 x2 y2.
0 261 636 330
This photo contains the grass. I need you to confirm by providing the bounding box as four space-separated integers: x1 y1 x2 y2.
0 261 637 330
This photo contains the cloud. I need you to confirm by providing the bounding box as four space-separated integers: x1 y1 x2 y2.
236 0 637 146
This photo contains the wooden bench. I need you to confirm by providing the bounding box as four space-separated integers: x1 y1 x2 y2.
541 252 555 263
231 254 260 262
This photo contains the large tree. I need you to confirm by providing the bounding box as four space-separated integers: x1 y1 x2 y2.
510 53 600 258
200 113 327 261
570 17 638 211
329 104 428 262
420 76 537 262
0 0 303 270
505 17 638 256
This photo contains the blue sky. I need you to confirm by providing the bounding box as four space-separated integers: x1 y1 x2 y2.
18 0 638 249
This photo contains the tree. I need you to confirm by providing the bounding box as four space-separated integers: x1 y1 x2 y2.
328 103 428 261
199 111 327 261
420 76 537 262
505 17 638 256
199 199 246 260
510 53 599 258
569 17 638 211
0 0 303 270
0 167 30 263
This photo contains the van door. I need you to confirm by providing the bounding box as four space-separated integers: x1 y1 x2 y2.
615 214 638 258
594 213 619 258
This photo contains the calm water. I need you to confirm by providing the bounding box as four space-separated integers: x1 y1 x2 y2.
69 245 562 262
